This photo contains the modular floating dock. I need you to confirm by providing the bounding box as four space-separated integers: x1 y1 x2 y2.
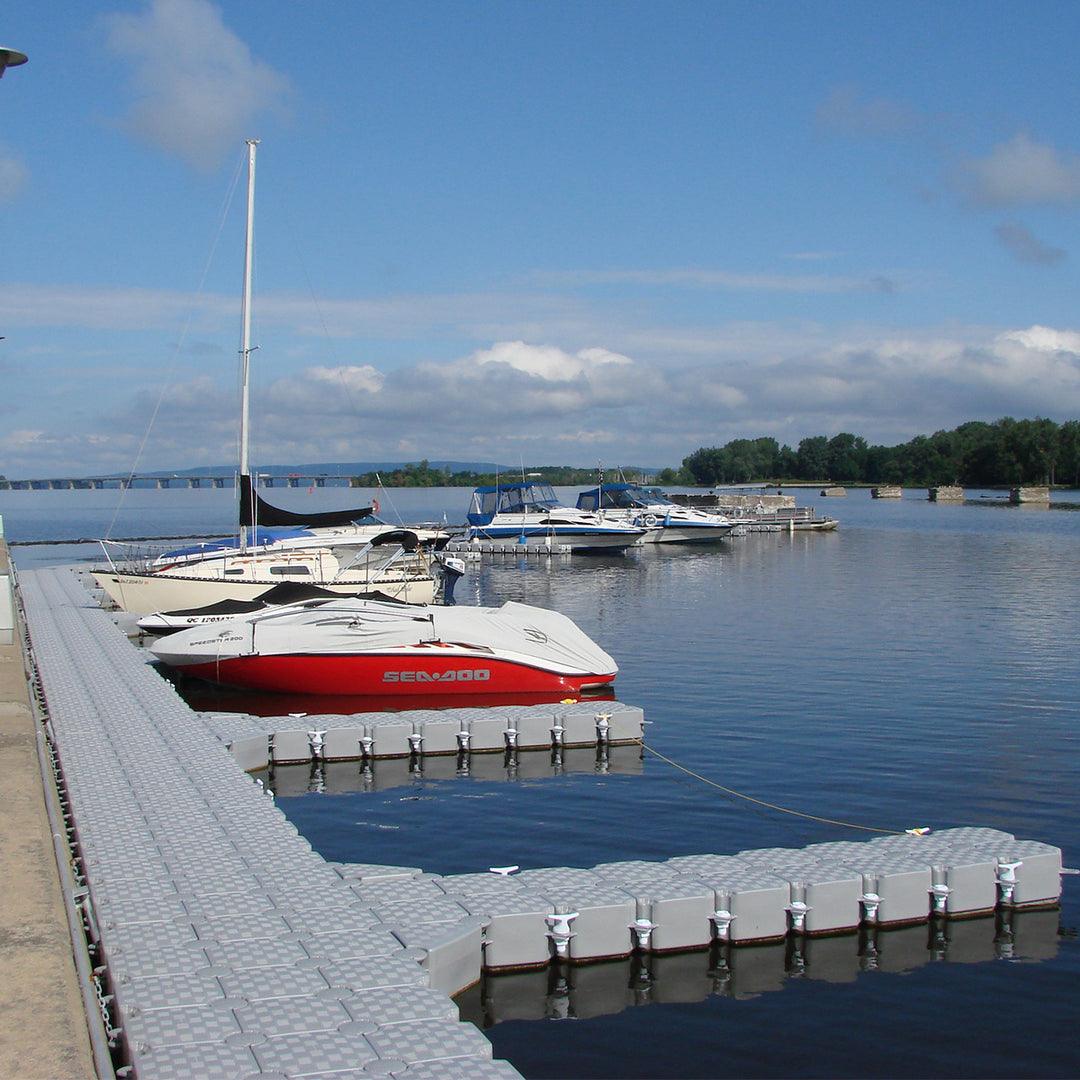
12 563 1069 1079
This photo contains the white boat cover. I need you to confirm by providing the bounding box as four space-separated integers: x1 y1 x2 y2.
150 599 617 678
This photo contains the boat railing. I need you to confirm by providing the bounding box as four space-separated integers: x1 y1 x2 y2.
332 541 433 586
96 537 230 575
709 504 818 524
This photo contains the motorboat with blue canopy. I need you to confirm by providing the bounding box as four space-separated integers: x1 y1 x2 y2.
465 480 645 551
576 483 736 543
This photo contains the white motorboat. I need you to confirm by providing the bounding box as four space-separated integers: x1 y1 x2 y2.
148 597 618 698
464 481 645 551
137 580 346 635
576 483 736 543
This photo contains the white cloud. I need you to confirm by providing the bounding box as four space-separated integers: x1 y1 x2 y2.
815 86 922 137
670 373 747 411
543 268 897 294
993 221 1066 265
784 251 848 262
4 267 1080 475
954 132 1080 208
103 0 293 171
0 428 144 477
0 144 29 201
0 283 230 330
1003 325 1080 353
6 324 1072 477
473 341 631 380
302 365 385 394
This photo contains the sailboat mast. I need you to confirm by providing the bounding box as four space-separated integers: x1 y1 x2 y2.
238 138 258 545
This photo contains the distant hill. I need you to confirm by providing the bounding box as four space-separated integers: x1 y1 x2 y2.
8 460 663 485
159 461 507 478
160 461 660 478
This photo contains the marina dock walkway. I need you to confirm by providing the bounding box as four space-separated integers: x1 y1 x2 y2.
12 560 521 1079
0 537 96 1079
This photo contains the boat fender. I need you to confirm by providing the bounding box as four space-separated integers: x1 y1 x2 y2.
373 498 379 513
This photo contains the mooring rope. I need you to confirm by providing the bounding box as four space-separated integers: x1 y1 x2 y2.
603 714 922 836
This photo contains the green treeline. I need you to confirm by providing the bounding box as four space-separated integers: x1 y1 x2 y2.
351 462 619 488
351 417 1080 489
681 417 1080 487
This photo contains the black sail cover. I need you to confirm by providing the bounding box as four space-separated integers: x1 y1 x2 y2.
239 474 376 529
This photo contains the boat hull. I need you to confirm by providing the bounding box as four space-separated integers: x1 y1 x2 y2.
181 684 616 717
640 522 735 543
466 526 641 551
792 518 839 531
149 598 618 698
93 571 436 613
169 650 616 697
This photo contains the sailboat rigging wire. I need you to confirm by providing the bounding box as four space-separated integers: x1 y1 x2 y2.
290 244 358 423
372 474 405 525
105 149 249 541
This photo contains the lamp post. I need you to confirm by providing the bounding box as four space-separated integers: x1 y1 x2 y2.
0 48 27 78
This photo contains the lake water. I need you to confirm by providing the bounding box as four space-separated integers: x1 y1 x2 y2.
4 484 1080 1079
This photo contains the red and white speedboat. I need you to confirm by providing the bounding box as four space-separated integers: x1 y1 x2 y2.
148 598 617 697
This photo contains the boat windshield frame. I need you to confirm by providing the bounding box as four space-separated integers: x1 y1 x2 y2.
468 481 563 523
577 484 654 513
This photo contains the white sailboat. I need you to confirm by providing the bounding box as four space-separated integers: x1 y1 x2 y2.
94 141 446 613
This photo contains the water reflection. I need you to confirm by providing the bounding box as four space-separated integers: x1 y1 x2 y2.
457 908 1061 1027
262 743 645 797
182 681 616 718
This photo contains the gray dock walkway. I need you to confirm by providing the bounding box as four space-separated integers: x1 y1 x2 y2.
6 557 1069 1079
16 563 521 1079
0 539 97 1079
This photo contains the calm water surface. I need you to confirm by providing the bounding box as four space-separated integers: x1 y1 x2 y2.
5 485 1079 1079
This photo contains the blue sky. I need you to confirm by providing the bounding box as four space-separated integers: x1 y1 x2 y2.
3 0 1080 478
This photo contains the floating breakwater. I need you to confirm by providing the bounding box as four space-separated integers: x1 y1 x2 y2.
291 826 1064 971
460 905 1061 1026
201 701 644 770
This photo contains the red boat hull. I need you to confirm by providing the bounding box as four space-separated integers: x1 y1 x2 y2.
180 684 616 717
178 652 616 697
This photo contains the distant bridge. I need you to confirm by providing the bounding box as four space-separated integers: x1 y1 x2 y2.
0 474 359 491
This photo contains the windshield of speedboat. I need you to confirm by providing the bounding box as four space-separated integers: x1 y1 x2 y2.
607 487 651 509
494 482 561 515
578 486 649 512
